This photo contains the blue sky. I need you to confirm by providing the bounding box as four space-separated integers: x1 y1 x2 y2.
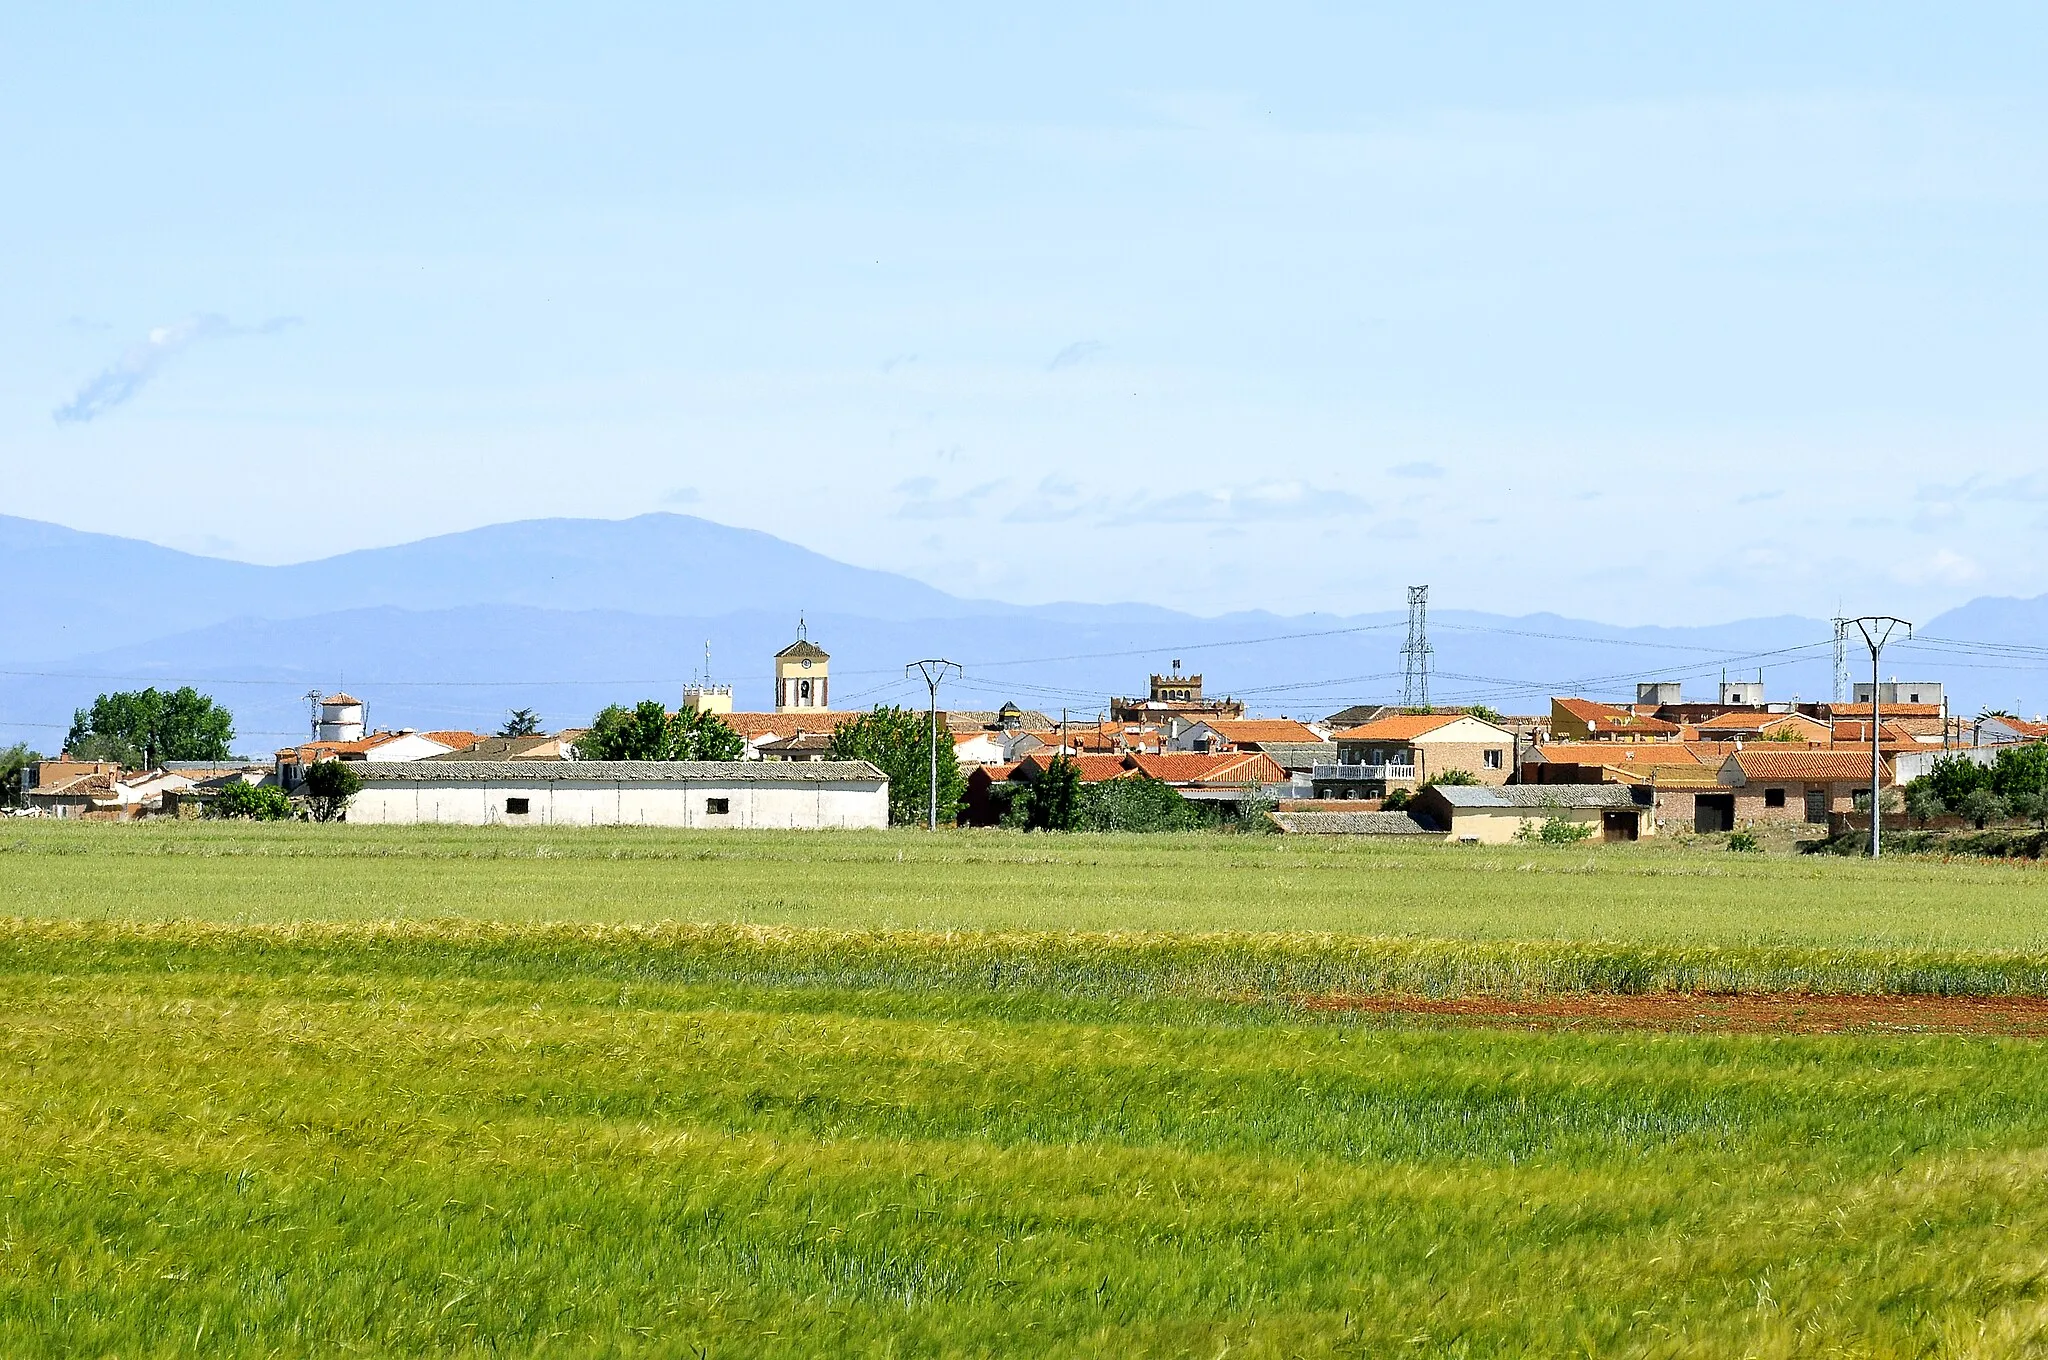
5 4 2046 624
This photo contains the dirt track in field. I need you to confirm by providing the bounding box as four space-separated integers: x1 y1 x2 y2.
1299 992 2048 1035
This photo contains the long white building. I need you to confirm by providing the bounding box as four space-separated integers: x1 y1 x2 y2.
346 760 889 829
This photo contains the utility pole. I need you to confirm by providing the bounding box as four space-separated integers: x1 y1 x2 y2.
1402 585 1433 710
1831 618 1849 705
1846 616 1911 858
906 659 960 831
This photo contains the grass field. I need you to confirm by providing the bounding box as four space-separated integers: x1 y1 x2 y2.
5 820 2048 947
6 824 2048 1356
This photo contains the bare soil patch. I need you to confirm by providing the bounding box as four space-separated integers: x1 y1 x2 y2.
1301 991 2048 1036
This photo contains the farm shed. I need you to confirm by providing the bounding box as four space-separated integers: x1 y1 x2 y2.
1410 783 1651 844
345 760 889 829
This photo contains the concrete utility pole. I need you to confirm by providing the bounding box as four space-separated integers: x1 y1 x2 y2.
1846 616 1911 858
906 659 961 831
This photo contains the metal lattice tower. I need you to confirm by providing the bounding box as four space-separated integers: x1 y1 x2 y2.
1831 618 1849 704
1401 585 1433 710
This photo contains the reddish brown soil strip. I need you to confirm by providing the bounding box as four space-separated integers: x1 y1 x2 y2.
1299 991 2048 1035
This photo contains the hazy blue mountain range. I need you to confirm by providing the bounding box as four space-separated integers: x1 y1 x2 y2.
1 513 2040 753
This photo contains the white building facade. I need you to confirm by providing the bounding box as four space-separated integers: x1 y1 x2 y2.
345 760 889 829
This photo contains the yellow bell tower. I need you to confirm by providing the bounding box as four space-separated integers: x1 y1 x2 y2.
773 618 830 712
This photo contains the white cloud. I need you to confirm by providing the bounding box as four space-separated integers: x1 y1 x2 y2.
54 314 299 423
1893 548 1982 587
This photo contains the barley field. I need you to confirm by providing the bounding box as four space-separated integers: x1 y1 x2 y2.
5 825 2048 1356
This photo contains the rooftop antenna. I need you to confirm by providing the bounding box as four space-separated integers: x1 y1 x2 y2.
1401 585 1432 710
303 690 323 739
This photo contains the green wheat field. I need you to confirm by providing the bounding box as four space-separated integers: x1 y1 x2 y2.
6 823 2048 1356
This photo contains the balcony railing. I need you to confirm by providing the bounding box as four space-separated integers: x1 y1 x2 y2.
1311 763 1418 781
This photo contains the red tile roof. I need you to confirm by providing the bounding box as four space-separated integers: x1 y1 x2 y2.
1534 743 1717 767
1332 713 1468 741
1199 719 1323 745
1013 753 1133 783
723 712 853 739
1125 751 1285 785
1727 750 1885 782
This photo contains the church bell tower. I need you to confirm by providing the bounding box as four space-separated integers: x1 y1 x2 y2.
772 618 830 712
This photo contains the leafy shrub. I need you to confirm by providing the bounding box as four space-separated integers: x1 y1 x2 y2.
211 782 294 821
1727 829 1761 853
1516 815 1594 845
1381 787 1412 811
1424 769 1478 787
1075 776 1213 832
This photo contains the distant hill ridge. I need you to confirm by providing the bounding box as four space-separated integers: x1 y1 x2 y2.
1 512 2042 749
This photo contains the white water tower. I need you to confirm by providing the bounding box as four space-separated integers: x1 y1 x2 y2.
316 693 366 742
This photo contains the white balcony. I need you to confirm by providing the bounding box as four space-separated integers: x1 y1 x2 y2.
1311 763 1418 781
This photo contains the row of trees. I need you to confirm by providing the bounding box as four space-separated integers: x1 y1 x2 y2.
580 701 965 828
579 702 746 761
1905 748 2048 828
65 687 236 767
989 757 1215 833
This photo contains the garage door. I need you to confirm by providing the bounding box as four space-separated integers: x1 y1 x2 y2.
1694 794 1735 834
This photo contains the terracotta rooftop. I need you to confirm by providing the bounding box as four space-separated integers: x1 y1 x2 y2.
1125 751 1284 785
723 712 852 740
1726 750 1886 782
1332 713 1469 741
1013 753 1132 783
1532 743 1716 767
1198 718 1324 745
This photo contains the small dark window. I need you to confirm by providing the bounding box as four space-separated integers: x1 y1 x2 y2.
705 797 730 815
505 797 530 815
1764 788 1786 809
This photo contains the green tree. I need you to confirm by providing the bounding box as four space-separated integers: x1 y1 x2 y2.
1074 775 1212 832
1903 780 1946 826
66 687 234 768
580 702 743 761
68 732 142 766
1463 705 1506 725
211 781 293 821
302 760 363 822
1015 756 1083 832
676 708 745 761
1423 768 1479 787
500 708 543 737
1958 787 2009 830
1926 753 1989 813
1989 743 2048 805
1 744 42 806
825 705 965 826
